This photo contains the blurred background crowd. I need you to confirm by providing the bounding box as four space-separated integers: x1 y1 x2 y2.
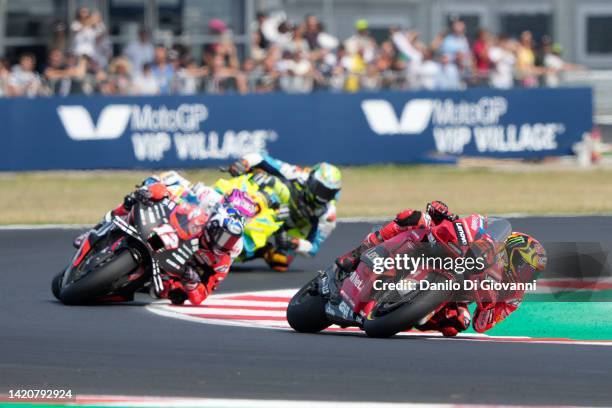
0 6 584 97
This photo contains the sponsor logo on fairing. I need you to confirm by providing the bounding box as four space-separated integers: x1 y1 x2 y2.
349 271 364 290
454 222 468 246
361 97 565 154
57 103 278 162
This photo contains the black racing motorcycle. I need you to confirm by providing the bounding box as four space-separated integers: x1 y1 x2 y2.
52 197 207 305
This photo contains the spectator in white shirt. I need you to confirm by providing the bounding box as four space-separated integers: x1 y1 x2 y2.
71 8 107 59
392 28 424 88
132 63 160 95
418 48 441 90
488 35 516 89
543 42 584 87
277 50 313 93
8 53 43 97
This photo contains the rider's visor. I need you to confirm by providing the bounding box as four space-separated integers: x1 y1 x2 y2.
306 177 338 204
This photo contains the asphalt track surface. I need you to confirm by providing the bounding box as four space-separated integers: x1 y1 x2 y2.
2 217 612 406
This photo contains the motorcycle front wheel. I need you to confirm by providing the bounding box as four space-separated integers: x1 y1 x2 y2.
51 272 63 300
286 276 331 333
58 250 138 305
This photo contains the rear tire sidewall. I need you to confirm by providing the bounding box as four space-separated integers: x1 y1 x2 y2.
59 250 138 305
286 277 331 333
363 274 451 338
51 272 63 300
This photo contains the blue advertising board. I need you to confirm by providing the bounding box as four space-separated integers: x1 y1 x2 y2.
0 87 593 171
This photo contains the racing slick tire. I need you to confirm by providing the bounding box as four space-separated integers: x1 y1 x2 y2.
51 272 63 300
58 250 138 305
364 273 451 338
287 276 331 333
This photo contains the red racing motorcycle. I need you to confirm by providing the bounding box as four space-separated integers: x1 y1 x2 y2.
287 215 516 338
52 197 208 305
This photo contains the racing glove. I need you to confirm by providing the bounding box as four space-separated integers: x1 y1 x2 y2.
276 231 299 250
473 300 520 333
162 280 188 305
124 187 152 209
426 200 457 224
416 303 471 337
229 159 250 177
125 183 169 209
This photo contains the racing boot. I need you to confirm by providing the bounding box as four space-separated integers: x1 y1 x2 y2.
72 210 115 248
335 230 383 273
185 283 208 306
157 278 187 305
161 281 207 306
263 247 294 272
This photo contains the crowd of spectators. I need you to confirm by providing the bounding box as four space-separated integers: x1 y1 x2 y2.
0 7 584 97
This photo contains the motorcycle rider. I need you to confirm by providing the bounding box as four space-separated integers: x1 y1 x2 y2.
335 204 546 337
160 205 244 306
74 171 243 306
415 229 546 336
214 168 292 260
335 200 456 273
228 153 342 271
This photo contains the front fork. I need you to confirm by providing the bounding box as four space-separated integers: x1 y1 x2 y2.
111 216 164 295
318 266 364 328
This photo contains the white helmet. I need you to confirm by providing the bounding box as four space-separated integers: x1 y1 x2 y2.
202 207 244 255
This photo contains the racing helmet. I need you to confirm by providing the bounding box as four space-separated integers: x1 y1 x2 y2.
202 207 244 254
505 232 547 282
301 163 342 211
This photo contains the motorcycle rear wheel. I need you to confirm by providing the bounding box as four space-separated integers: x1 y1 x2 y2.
286 276 331 333
59 250 138 305
363 273 451 338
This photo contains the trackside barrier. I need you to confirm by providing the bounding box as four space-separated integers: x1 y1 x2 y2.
0 87 592 171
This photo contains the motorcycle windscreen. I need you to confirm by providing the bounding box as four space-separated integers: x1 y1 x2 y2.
485 217 512 243
134 200 172 238
468 216 513 282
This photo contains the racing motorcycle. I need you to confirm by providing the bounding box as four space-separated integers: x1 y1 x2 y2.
287 215 518 338
52 196 208 305
214 170 291 262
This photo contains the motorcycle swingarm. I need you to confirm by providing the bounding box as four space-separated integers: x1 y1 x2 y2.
324 301 363 328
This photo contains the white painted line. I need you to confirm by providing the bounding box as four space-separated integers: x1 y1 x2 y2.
57 394 545 408
197 299 289 308
171 308 286 317
0 223 89 230
3 213 612 230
